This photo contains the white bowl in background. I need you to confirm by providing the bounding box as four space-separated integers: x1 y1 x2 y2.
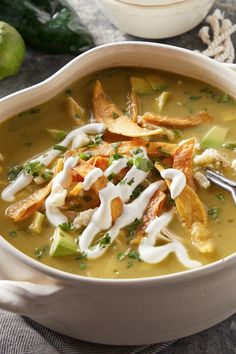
96 0 215 39
0 42 236 345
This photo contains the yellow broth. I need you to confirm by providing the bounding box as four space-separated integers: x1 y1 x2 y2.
0 68 236 279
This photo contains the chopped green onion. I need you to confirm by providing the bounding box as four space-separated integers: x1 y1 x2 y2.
134 158 153 172
59 221 75 232
99 233 111 248
9 230 17 237
208 207 220 220
53 145 67 152
34 245 49 260
47 129 67 142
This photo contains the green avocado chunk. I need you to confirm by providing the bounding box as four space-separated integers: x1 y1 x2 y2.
0 0 94 55
201 125 228 149
50 227 77 257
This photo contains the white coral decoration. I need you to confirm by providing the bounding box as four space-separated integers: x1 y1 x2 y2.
197 9 236 63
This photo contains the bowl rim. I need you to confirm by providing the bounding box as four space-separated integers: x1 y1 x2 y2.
1 41 236 286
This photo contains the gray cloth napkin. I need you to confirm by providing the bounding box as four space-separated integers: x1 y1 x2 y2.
0 310 174 354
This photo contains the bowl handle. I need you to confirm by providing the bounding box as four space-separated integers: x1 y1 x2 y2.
0 280 63 317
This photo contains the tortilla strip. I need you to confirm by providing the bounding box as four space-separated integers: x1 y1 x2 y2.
88 156 110 171
77 140 176 159
66 96 85 124
71 161 123 224
6 182 52 222
131 190 167 246
127 88 139 122
155 163 215 253
92 80 164 137
173 137 196 189
142 111 214 128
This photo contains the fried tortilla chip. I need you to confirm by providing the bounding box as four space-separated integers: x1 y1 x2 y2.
173 137 196 189
6 182 52 222
92 80 165 137
142 111 214 128
155 163 215 253
77 140 176 159
131 190 166 246
127 88 139 122
66 96 85 124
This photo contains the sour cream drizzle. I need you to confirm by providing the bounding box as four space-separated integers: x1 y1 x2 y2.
79 148 151 254
139 210 201 269
160 168 186 199
45 156 79 227
79 181 164 259
1 123 105 202
82 168 104 191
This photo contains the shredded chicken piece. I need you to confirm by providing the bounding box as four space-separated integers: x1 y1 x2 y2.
74 208 97 229
173 137 196 189
131 190 167 246
127 88 139 122
194 171 211 189
155 162 214 253
6 182 52 222
92 80 165 137
194 148 230 169
141 111 214 128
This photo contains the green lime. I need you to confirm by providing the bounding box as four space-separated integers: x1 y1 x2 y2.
0 21 25 80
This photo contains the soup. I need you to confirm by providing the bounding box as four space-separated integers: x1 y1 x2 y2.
0 68 236 279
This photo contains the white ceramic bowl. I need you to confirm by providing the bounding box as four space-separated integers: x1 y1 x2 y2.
0 42 236 345
96 0 215 39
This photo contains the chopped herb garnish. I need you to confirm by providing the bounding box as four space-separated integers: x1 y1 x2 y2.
189 96 201 100
53 145 67 152
109 152 124 165
127 177 135 186
112 112 119 119
208 207 220 220
74 113 80 119
42 170 53 182
8 165 23 181
59 221 75 232
76 251 87 260
34 245 49 260
218 93 231 103
117 252 126 261
119 178 127 185
128 249 140 261
79 263 88 270
99 233 111 248
134 158 153 172
111 142 120 152
9 230 17 237
132 148 143 155
127 261 133 268
30 108 41 114
130 184 145 201
65 88 72 96
79 152 92 161
126 218 141 242
216 193 225 203
108 172 117 181
222 142 236 151
88 134 103 147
